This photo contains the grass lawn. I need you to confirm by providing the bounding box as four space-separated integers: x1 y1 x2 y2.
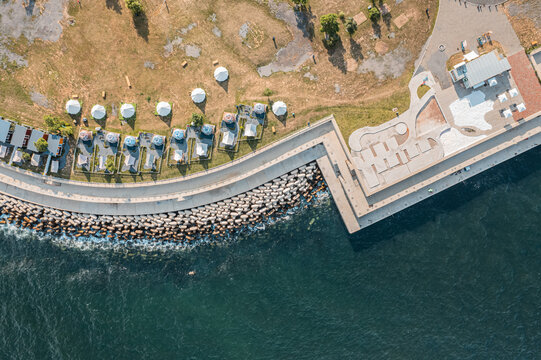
417 84 430 99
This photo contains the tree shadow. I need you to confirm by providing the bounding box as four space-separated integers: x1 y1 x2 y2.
133 13 149 42
294 6 316 40
382 13 392 30
94 115 107 128
247 139 259 151
327 38 347 74
158 114 172 127
349 37 364 61
217 79 229 93
25 0 35 16
371 20 381 39
105 0 122 14
123 116 136 129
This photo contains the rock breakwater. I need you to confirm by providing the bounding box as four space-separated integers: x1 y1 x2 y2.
0 162 325 244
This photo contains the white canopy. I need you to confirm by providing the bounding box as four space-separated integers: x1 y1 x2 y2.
503 109 513 118
106 132 119 144
31 153 40 167
498 93 508 103
91 104 106 120
50 160 59 173
173 150 184 162
196 142 208 157
12 150 22 163
79 130 92 142
120 103 136 119
214 67 229 82
191 88 206 103
244 123 257 137
254 103 266 114
65 99 81 115
272 101 287 116
156 102 171 117
488 77 498 87
124 136 137 147
509 88 519 98
222 131 235 146
517 103 526 112
77 154 88 166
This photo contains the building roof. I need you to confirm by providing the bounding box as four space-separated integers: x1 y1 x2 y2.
47 134 64 157
10 125 30 148
27 129 46 152
0 119 11 143
463 51 511 88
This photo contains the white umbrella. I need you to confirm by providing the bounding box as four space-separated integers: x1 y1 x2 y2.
106 132 119 144
91 104 106 120
214 67 229 82
254 103 266 114
65 99 81 115
191 88 206 103
156 102 171 117
517 103 526 112
172 129 185 141
152 135 164 147
120 103 136 119
272 101 287 116
124 136 137 147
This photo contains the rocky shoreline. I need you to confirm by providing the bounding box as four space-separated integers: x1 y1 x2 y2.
0 162 326 244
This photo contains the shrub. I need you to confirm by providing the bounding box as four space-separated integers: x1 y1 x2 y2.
338 11 345 21
44 115 73 137
125 0 144 15
345 17 357 35
292 0 308 9
105 157 116 173
191 113 205 127
22 152 31 162
320 13 340 35
34 138 48 153
368 7 380 22
263 88 274 96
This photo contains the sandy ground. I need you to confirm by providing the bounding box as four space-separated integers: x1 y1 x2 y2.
449 91 494 131
416 97 446 135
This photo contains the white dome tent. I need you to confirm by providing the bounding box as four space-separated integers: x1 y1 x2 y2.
214 67 229 82
91 105 106 120
120 103 136 119
156 102 171 117
191 88 206 104
65 99 81 115
272 101 287 116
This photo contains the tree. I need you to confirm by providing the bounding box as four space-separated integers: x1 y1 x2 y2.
105 157 116 173
292 0 308 9
44 115 73 137
368 7 380 22
320 13 339 35
191 113 205 127
34 138 48 153
345 17 357 35
125 0 144 15
22 152 31 162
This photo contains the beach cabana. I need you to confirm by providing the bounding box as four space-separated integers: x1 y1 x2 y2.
106 132 120 144
222 112 236 124
144 153 155 169
196 142 208 157
79 130 93 142
98 156 106 171
156 102 171 117
172 128 185 141
120 103 136 119
502 109 512 118
152 135 164 147
0 145 7 158
254 103 266 115
191 88 206 104
272 101 287 116
31 153 40 167
488 77 497 87
91 105 106 120
125 155 136 167
244 123 257 137
65 99 81 115
124 136 137 148
173 150 184 162
214 67 229 82
221 131 235 147
517 103 526 112
77 154 89 166
509 88 519 98
50 160 59 173
12 150 22 163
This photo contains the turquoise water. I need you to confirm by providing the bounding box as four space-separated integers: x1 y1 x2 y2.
2 149 541 359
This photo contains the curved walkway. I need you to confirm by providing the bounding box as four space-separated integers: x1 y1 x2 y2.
0 117 340 215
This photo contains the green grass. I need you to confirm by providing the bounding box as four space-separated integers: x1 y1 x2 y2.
417 84 430 99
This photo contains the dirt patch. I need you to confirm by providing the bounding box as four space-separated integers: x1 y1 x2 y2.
30 91 50 108
346 58 358 72
505 0 541 49
393 9 417 29
357 46 411 80
416 97 446 135
353 12 368 25
375 41 389 55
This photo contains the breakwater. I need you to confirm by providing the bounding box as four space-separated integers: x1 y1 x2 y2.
0 162 325 244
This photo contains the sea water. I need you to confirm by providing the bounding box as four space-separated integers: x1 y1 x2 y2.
2 147 541 358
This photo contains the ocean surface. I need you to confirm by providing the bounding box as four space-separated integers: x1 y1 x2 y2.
2 148 541 359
